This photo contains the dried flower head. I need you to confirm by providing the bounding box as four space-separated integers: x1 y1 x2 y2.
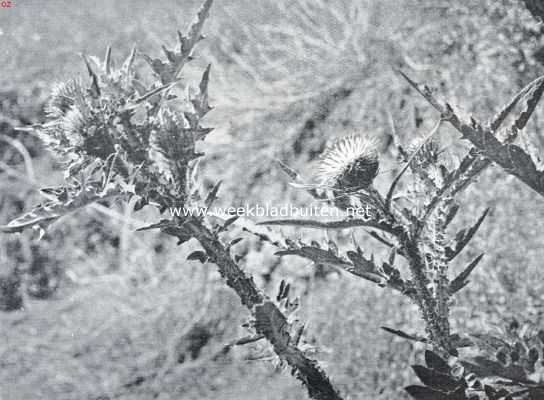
46 79 86 118
409 139 441 171
316 135 379 190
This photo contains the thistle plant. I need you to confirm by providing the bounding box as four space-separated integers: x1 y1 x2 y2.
390 68 544 400
0 1 344 399
257 64 544 399
4 1 544 399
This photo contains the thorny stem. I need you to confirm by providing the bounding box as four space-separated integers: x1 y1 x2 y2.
344 182 454 352
430 199 452 348
392 71 544 355
263 188 454 353
278 200 455 354
178 217 344 400
398 227 452 355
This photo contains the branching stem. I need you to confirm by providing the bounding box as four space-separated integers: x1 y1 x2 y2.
180 218 344 400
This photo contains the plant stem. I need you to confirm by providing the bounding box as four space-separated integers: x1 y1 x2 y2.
400 229 451 355
182 218 344 400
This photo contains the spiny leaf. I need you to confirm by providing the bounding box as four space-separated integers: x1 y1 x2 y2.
233 334 265 346
449 253 484 294
513 75 544 131
381 326 427 343
277 279 290 301
104 45 113 75
354 271 386 285
161 44 177 63
190 64 212 118
81 54 100 97
446 208 489 261
140 53 170 84
277 159 302 181
404 385 451 400
229 237 243 246
425 350 451 374
398 70 446 115
490 78 537 132
346 250 378 274
293 323 305 346
223 216 239 229
328 240 338 256
178 0 213 55
469 333 509 353
204 181 221 207
460 357 533 384
122 46 137 75
240 223 285 248
187 250 208 263
143 0 213 84
412 365 461 392
1 186 119 234
366 230 394 247
127 79 182 107
387 247 396 266
275 246 350 267
443 204 460 228
0 206 58 234
405 70 544 200
136 219 174 231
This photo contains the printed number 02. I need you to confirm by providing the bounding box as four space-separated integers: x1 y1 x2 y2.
1 1 11 8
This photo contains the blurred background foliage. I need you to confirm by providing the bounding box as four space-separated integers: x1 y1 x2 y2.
1 0 544 399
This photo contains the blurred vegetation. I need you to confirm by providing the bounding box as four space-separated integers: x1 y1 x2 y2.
1 0 544 399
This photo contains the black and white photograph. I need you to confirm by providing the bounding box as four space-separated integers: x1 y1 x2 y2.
2 1 544 399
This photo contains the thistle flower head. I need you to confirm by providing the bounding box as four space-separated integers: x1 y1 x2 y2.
316 135 380 190
60 108 87 147
46 79 86 118
409 138 441 170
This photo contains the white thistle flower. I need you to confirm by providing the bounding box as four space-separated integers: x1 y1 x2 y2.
316 135 380 190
